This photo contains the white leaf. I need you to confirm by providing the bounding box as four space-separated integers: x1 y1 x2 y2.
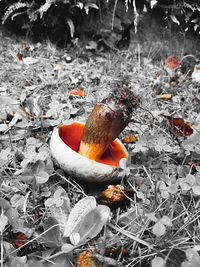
163 145 173 153
84 3 99 15
143 5 147 12
185 248 199 262
186 174 196 186
180 181 191 192
76 2 83 9
9 113 21 128
192 185 200 195
152 221 166 237
150 0 158 9
151 256 166 267
23 57 38 65
0 215 8 232
35 171 49 184
161 190 169 199
70 232 80 245
160 216 172 226
137 191 144 199
61 243 74 253
158 137 166 146
196 166 200 172
69 205 110 246
0 124 8 132
170 15 180 25
63 196 96 237
191 18 200 23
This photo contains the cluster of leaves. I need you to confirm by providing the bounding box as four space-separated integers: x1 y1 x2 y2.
0 0 99 46
148 0 200 34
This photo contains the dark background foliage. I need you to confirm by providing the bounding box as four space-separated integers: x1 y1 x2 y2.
0 0 200 48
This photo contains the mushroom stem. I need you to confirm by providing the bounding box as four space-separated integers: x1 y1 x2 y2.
78 87 139 161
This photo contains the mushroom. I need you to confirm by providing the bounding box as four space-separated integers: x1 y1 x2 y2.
50 87 139 183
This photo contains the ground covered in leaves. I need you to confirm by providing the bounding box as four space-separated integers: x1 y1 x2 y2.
1 26 200 267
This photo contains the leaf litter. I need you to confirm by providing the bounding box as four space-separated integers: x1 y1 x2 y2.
0 33 200 267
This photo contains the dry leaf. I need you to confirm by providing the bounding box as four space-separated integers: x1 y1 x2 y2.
69 89 86 96
63 196 110 246
63 196 96 237
167 116 193 137
98 185 134 209
11 233 28 247
123 134 139 143
76 250 99 267
156 94 172 99
69 205 110 246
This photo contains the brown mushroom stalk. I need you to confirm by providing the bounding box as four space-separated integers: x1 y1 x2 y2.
78 87 139 161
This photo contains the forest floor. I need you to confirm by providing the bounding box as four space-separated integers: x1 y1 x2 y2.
1 24 200 267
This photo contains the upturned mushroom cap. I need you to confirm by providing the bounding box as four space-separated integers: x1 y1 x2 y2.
50 122 128 183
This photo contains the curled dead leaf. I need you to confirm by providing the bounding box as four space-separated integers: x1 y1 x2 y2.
76 250 99 267
97 185 134 209
166 116 193 137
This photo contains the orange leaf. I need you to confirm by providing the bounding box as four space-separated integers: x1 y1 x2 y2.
156 94 172 100
97 185 134 209
76 250 98 267
17 53 23 61
69 89 86 96
123 134 139 143
167 116 193 137
188 162 196 167
166 56 180 69
105 247 129 257
12 233 28 247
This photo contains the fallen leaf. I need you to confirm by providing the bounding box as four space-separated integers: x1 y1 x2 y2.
69 88 86 96
63 196 96 237
152 221 166 237
167 116 193 137
69 205 110 246
11 233 28 247
151 257 166 267
123 134 139 143
17 53 23 61
166 56 180 69
0 215 8 232
156 94 172 99
63 196 110 247
23 57 38 65
97 185 134 209
105 247 129 257
76 250 99 267
188 162 196 167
